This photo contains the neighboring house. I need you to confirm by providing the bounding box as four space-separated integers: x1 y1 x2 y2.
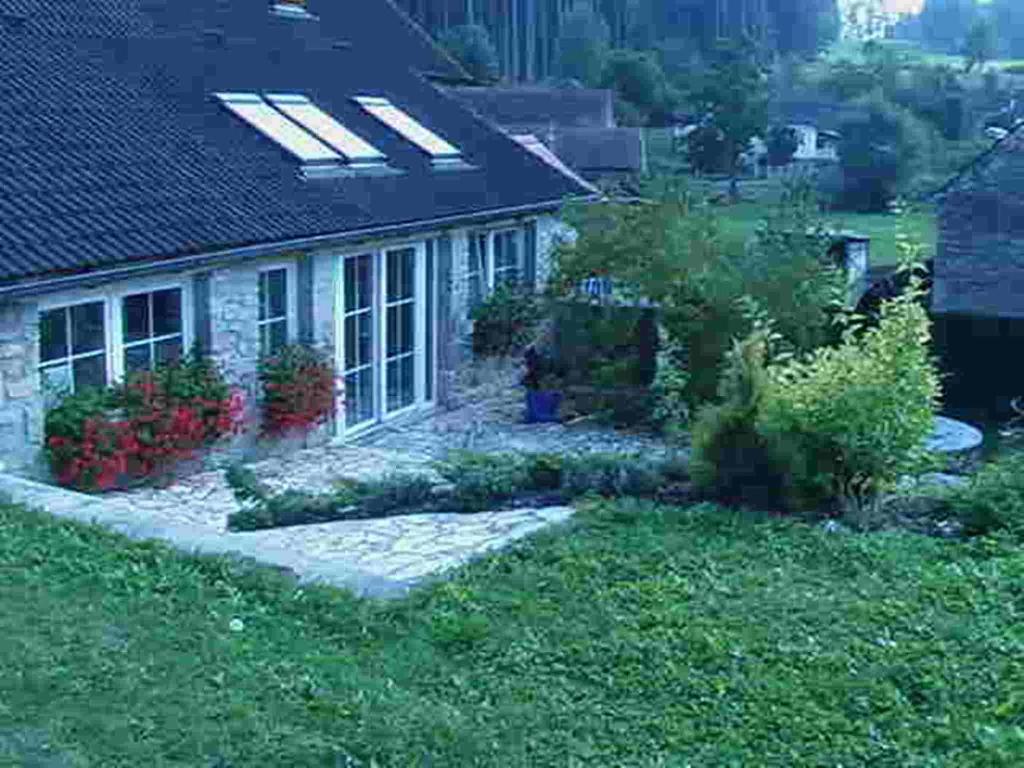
757 100 843 177
445 86 645 186
0 0 593 470
931 126 1024 414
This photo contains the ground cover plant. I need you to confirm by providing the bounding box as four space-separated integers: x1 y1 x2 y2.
4 498 1024 766
226 451 690 531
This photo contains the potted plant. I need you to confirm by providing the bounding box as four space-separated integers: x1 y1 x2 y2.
522 345 565 424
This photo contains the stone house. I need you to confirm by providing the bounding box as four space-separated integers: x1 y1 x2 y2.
0 0 593 471
931 126 1024 414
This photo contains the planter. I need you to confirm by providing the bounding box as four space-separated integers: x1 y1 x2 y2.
525 389 563 424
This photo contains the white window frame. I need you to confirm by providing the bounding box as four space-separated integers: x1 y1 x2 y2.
257 260 299 356
36 278 193 397
37 298 112 400
466 226 526 311
334 240 432 436
114 283 192 380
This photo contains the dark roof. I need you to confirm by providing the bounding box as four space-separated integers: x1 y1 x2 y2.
444 86 615 131
930 126 1024 201
772 99 843 131
550 128 644 175
0 0 590 285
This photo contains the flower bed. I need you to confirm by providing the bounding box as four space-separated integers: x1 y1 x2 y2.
45 353 244 491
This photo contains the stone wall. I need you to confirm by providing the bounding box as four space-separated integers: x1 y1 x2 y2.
0 298 43 472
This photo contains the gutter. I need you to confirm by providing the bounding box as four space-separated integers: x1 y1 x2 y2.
0 196 596 300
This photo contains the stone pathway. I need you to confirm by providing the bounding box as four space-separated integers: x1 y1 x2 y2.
1 359 679 597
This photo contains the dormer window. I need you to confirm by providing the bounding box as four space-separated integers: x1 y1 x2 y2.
270 0 316 20
214 92 390 178
353 96 464 166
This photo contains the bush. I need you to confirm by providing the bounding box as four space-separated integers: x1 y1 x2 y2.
437 24 499 82
471 285 543 358
759 261 941 514
949 452 1024 539
560 453 667 498
259 345 335 436
45 352 243 491
434 451 532 512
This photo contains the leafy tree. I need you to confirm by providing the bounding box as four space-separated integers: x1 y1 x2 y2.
836 96 928 212
438 24 500 83
765 125 800 167
963 16 996 74
686 40 769 179
600 48 676 126
555 4 611 86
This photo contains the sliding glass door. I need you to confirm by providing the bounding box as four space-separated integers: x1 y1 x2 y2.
339 243 432 434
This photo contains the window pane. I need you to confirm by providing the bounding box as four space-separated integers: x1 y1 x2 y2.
40 363 72 398
152 289 182 337
345 369 374 426
345 255 373 311
264 269 287 319
122 294 150 343
71 302 105 355
345 312 373 372
125 344 152 373
259 272 270 322
267 320 287 355
386 248 414 302
386 356 415 412
386 303 414 358
39 308 68 363
155 336 183 366
72 354 107 392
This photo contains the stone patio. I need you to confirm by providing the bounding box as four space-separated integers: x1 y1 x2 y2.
0 359 678 597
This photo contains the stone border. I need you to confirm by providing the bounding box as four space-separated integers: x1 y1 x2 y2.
0 472 573 599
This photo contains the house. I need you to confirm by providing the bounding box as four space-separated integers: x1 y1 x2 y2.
931 125 1024 415
760 100 843 176
0 0 594 470
445 86 646 187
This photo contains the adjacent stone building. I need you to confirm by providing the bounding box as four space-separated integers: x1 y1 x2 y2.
0 0 592 471
932 127 1024 414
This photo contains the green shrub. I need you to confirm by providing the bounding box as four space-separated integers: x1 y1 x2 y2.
759 261 941 514
560 453 666 498
471 285 543 358
949 452 1024 539
434 451 532 512
690 328 790 509
523 453 566 491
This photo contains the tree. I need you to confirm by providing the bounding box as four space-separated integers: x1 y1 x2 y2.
765 125 799 167
555 4 611 86
438 24 500 82
687 40 769 178
963 17 996 74
836 96 926 212
600 48 676 126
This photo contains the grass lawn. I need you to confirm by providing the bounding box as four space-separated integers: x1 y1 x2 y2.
3 499 1024 766
715 200 937 267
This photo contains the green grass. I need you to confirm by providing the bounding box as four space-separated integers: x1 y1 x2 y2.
715 200 937 267
3 499 1024 766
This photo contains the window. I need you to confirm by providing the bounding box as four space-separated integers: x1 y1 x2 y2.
465 228 525 309
493 230 521 286
270 1 316 19
38 302 107 397
265 94 386 165
384 247 417 413
122 288 184 374
258 267 290 355
353 96 461 160
215 92 341 164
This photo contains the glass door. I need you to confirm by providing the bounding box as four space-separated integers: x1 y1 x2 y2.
342 253 376 431
383 246 418 416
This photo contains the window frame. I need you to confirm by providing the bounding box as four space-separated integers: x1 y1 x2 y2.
36 298 111 400
114 282 192 379
257 260 300 357
465 226 526 312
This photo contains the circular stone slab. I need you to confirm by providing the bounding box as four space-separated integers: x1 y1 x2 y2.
925 416 984 455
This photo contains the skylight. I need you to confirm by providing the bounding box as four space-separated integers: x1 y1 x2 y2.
215 92 340 164
265 94 386 165
353 96 461 159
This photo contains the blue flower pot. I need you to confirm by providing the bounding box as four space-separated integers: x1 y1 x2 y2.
525 389 563 424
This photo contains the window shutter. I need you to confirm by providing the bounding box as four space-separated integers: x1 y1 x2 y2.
192 272 212 355
297 252 314 345
524 220 538 289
